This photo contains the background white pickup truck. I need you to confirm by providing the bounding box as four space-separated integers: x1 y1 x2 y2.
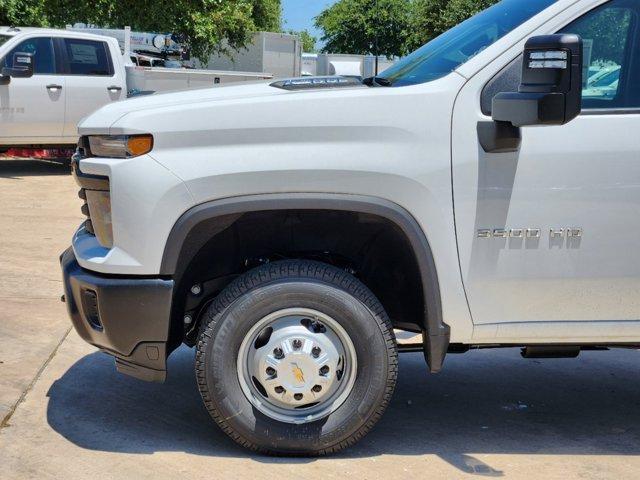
0 27 271 148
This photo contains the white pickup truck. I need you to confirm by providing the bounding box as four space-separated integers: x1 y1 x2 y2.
0 27 271 148
61 0 640 456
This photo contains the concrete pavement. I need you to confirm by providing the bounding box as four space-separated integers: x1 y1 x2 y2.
2 160 640 479
4 330 640 479
0 159 81 426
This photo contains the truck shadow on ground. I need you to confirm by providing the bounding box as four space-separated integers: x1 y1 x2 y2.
0 159 71 178
46 347 640 476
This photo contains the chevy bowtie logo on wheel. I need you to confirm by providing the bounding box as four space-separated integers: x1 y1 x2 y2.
291 363 306 384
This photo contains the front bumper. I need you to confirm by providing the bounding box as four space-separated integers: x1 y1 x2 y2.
60 247 174 382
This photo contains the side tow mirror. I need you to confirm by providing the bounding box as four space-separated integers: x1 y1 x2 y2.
492 34 583 127
1 52 35 82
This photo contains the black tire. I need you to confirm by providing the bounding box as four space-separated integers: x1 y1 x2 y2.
195 260 398 455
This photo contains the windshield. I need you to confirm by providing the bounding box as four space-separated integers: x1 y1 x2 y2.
0 35 11 48
378 0 558 87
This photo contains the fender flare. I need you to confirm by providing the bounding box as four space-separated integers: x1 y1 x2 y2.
160 193 450 372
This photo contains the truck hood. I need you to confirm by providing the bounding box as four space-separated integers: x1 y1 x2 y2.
79 81 284 134
78 77 366 135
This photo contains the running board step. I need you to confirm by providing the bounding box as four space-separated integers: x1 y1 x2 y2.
395 329 423 353
398 343 424 353
521 346 580 358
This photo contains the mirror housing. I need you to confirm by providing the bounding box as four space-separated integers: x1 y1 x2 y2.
492 34 583 127
1 52 35 81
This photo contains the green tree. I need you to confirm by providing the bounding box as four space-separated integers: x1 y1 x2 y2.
0 0 49 26
439 0 497 28
408 0 497 50
251 0 282 32
287 29 317 53
315 0 412 57
406 0 446 52
0 0 283 61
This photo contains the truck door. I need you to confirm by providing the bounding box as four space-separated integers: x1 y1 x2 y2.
452 0 640 337
0 36 65 142
59 38 125 140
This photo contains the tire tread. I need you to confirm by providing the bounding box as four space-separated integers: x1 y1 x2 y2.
195 259 398 456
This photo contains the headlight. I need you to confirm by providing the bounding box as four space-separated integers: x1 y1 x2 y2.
88 134 153 158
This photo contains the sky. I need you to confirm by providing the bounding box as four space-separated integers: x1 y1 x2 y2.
281 0 338 45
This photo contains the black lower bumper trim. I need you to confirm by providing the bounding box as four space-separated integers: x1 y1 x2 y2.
115 342 167 382
60 247 174 382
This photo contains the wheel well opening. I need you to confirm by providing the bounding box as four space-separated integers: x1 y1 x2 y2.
167 209 425 351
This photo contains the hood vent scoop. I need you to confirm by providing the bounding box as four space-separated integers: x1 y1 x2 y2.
270 76 364 91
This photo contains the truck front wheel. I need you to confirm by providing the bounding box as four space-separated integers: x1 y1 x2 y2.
195 260 398 455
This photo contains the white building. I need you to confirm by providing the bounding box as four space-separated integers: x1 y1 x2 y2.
302 53 396 79
193 32 302 79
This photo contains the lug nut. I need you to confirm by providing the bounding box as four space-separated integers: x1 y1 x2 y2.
190 284 202 295
292 339 302 350
311 346 321 358
312 385 322 393
274 386 285 394
183 315 193 325
266 367 276 376
273 348 284 359
319 365 330 375
294 393 303 401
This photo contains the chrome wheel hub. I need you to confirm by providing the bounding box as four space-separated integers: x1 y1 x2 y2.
237 308 357 424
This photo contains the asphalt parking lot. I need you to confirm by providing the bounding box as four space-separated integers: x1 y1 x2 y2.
2 159 640 479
